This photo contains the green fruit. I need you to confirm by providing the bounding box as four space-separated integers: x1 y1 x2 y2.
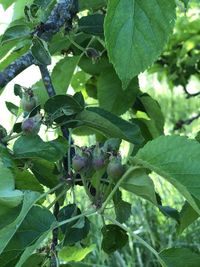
92 157 105 170
21 94 37 112
72 155 87 172
107 157 125 180
21 114 41 135
92 146 106 170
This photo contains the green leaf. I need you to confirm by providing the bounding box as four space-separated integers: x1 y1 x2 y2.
59 245 95 262
14 169 44 193
13 0 30 20
74 107 144 145
0 161 23 216
115 200 131 223
15 211 55 267
134 93 165 134
195 131 200 143
31 37 51 65
0 145 14 168
58 204 90 246
105 0 176 88
58 204 78 232
79 55 111 76
121 168 157 204
0 206 21 230
78 14 104 36
0 191 40 254
13 135 67 162
31 159 59 188
85 76 98 99
1 25 31 45
49 34 71 55
0 40 16 62
135 135 200 214
73 92 85 108
14 84 23 98
64 216 90 246
177 201 199 234
51 56 81 95
0 162 15 191
16 231 51 267
101 224 128 254
79 0 107 10
97 68 139 115
0 126 7 142
0 0 15 9
159 248 200 267
0 40 30 72
5 101 19 116
133 118 162 141
71 71 90 93
31 80 47 106
44 94 84 118
21 253 45 267
113 190 131 223
0 205 55 267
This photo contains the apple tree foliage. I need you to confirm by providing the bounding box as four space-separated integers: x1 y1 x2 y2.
0 0 200 266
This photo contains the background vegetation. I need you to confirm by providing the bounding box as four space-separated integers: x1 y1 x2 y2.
0 0 199 266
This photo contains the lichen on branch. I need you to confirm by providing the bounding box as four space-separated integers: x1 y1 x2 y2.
0 0 78 90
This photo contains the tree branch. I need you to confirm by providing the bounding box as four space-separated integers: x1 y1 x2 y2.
39 65 60 265
39 60 77 267
50 202 60 267
0 0 78 90
39 65 56 97
34 2 78 265
183 85 200 98
0 52 34 89
174 112 200 130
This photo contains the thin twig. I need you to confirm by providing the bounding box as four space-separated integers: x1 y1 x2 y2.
174 111 200 130
50 202 60 267
0 0 78 90
99 166 141 213
183 85 200 98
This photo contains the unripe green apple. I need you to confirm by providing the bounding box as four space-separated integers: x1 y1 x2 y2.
72 155 87 172
21 114 41 135
21 94 37 112
107 156 125 181
92 146 106 171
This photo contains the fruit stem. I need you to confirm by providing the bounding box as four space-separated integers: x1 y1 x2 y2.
102 178 114 202
99 166 142 214
81 175 94 203
67 129 72 175
103 215 167 267
47 187 68 210
2 132 22 143
57 208 97 228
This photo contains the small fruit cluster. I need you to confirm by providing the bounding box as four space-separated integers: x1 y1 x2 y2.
72 139 125 182
20 89 42 136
